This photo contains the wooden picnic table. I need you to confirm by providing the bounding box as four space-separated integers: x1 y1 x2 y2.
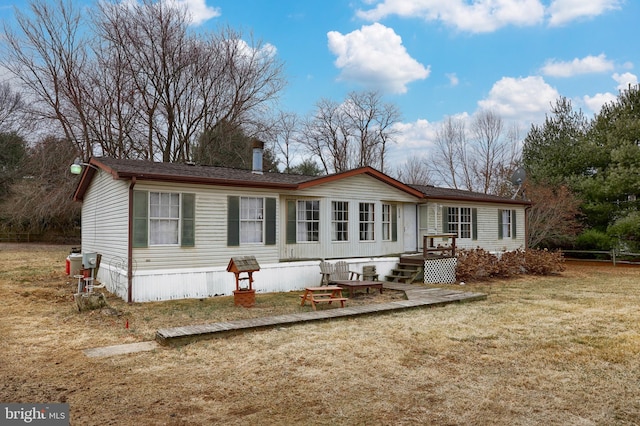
330 280 383 298
300 286 348 310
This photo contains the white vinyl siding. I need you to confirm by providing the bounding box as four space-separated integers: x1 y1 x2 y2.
419 201 526 252
281 174 416 260
131 182 280 271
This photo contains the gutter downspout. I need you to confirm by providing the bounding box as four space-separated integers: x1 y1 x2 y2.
127 177 137 303
524 204 531 250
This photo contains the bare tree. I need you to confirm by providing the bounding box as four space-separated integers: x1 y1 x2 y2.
2 0 90 156
526 181 582 248
301 98 348 173
0 82 30 134
469 109 505 194
427 111 521 194
395 156 432 185
0 135 80 235
301 90 401 174
3 0 286 163
272 111 300 172
429 116 466 189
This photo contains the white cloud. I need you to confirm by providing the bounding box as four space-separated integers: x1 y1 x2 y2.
357 0 622 32
583 72 638 113
393 119 438 149
547 0 622 26
164 0 221 25
541 54 614 77
613 72 638 91
446 73 459 87
327 23 430 94
356 0 546 33
478 76 560 125
583 92 617 113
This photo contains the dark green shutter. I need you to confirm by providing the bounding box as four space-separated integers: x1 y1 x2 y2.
498 209 503 239
286 200 297 244
472 208 478 240
265 198 276 245
181 193 195 247
391 205 398 242
227 196 239 246
511 209 517 239
442 206 448 233
132 190 148 248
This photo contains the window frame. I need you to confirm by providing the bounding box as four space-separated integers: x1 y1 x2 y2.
382 204 392 241
359 202 375 241
240 196 264 244
499 209 516 240
148 191 181 246
132 190 195 248
443 206 476 240
296 199 320 243
331 201 349 242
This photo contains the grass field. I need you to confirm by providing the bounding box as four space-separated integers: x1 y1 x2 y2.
1 244 639 425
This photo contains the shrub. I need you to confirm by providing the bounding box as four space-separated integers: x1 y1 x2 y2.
524 248 565 275
607 212 640 252
455 248 564 282
575 229 613 251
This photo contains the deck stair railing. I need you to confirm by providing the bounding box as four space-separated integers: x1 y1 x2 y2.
423 233 457 258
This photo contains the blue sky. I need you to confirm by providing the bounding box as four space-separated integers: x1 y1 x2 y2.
2 0 638 165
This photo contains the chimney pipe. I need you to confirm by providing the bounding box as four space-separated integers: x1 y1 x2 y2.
252 140 264 174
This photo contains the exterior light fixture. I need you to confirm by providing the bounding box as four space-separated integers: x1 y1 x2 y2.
70 158 97 175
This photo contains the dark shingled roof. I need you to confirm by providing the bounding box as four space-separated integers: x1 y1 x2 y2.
72 157 528 206
410 184 530 205
95 157 315 186
72 157 425 201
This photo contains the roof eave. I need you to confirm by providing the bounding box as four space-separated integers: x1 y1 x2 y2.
297 167 425 198
424 194 532 205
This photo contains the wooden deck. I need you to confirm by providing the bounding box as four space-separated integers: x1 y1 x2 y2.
155 283 486 346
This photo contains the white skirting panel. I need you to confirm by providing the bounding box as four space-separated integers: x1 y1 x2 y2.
424 257 457 284
98 257 400 302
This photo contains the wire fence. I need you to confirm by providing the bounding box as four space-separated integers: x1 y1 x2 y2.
562 249 640 265
0 232 36 243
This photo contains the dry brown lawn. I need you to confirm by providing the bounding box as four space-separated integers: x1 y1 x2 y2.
1 244 639 425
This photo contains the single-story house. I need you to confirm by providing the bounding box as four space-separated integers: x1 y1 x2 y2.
72 151 530 302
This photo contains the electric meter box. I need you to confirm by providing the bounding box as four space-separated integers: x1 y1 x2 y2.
82 252 98 269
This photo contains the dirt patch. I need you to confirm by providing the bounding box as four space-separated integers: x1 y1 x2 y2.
1 244 639 425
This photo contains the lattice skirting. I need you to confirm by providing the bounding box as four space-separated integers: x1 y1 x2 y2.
424 257 457 284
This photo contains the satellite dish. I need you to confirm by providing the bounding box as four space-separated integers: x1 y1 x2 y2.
509 167 527 199
510 167 527 186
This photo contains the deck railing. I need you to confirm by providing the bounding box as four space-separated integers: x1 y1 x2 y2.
422 233 457 258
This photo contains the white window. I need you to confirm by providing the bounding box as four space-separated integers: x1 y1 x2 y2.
149 192 180 245
332 201 349 241
240 197 263 244
359 203 375 241
382 204 392 241
501 209 512 239
447 207 472 239
297 200 320 242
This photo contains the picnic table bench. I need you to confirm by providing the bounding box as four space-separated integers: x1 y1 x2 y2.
300 286 348 310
